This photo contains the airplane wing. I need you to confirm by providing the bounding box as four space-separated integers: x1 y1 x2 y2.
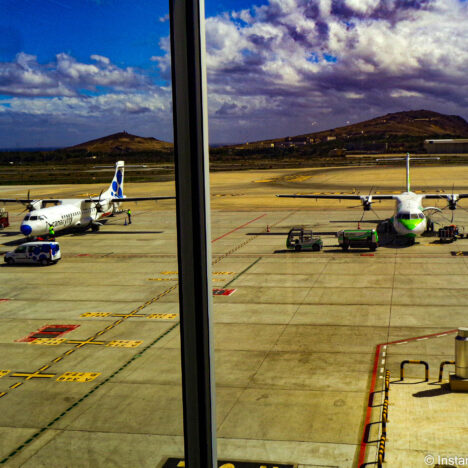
423 194 468 200
0 198 61 204
276 194 396 200
110 196 176 202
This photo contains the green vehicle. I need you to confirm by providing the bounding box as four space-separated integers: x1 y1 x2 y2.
286 227 323 252
337 229 378 251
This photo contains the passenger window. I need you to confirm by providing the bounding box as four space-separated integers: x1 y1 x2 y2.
15 246 26 253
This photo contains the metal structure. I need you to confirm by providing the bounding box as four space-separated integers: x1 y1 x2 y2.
169 0 217 467
455 328 468 378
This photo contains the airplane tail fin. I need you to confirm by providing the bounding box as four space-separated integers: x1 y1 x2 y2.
104 161 125 198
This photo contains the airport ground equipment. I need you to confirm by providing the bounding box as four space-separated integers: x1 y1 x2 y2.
4 241 61 266
438 360 455 381
399 359 429 381
336 229 378 251
0 208 9 229
449 328 468 391
438 224 463 242
286 227 323 251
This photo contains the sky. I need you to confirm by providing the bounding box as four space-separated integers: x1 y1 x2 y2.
0 0 467 148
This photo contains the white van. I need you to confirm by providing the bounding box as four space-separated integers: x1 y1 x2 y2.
4 242 61 266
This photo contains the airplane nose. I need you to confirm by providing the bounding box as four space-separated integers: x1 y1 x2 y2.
20 224 32 236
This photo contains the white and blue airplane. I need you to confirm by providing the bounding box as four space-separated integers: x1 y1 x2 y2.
277 153 468 239
0 161 174 237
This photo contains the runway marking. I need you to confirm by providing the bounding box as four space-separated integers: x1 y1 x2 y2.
56 372 101 383
81 312 111 317
30 338 66 346
0 370 10 378
10 370 56 380
0 299 9 302
16 324 79 343
111 312 146 318
147 313 178 320
211 213 267 243
106 340 142 348
213 288 236 296
223 257 262 288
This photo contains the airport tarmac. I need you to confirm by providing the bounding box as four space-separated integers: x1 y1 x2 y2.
1 165 468 467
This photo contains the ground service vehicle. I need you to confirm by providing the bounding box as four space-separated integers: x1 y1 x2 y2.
4 242 61 266
438 225 462 243
337 229 378 251
286 227 323 251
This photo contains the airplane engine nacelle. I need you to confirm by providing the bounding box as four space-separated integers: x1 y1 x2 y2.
363 201 372 211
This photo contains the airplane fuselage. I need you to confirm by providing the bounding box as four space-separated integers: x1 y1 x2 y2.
20 199 116 236
391 192 427 237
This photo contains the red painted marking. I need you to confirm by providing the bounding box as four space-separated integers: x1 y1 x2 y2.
76 254 90 257
358 328 458 466
16 324 79 343
212 288 236 296
211 214 267 243
358 344 382 466
0 299 9 302
360 253 374 257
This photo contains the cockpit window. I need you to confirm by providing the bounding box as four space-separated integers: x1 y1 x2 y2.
29 216 38 221
397 213 410 220
410 213 419 219
418 213 425 219
24 215 30 220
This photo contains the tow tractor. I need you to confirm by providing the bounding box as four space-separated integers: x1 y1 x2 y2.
286 227 323 251
337 229 378 251
0 208 9 230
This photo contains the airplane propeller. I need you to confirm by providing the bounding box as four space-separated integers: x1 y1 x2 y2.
20 190 42 212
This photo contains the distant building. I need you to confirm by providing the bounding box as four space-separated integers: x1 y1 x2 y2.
326 136 337 141
424 139 468 154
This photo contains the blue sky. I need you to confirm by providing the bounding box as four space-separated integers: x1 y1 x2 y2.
0 0 467 148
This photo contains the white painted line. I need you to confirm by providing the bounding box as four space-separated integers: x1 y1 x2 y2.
439 333 448 337
382 352 386 357
417 337 428 341
379 376 383 379
396 341 408 345
380 368 384 373
381 359 385 365
383 345 387 350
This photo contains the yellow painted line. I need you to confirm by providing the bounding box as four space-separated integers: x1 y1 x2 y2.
148 278 178 281
64 349 75 356
0 392 7 398
10 382 22 389
39 365 50 371
81 312 111 317
161 271 178 275
106 340 142 348
147 313 178 320
95 331 105 336
104 325 114 330
30 338 66 346
0 370 10 378
53 357 63 363
57 372 101 383
114 320 123 325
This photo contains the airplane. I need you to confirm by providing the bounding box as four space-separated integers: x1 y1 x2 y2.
277 153 468 240
0 161 175 237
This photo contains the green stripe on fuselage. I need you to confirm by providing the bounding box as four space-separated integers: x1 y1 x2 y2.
399 218 423 231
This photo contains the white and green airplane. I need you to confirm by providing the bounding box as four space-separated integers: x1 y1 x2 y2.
277 153 468 239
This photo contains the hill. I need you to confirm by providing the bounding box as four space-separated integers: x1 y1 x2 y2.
232 110 468 149
68 131 173 153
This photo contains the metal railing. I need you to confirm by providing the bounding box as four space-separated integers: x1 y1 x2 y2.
400 360 429 381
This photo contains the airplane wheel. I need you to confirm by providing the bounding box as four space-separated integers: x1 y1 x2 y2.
312 244 320 251
295 245 302 252
91 224 100 232
5 258 13 265
370 243 377 251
